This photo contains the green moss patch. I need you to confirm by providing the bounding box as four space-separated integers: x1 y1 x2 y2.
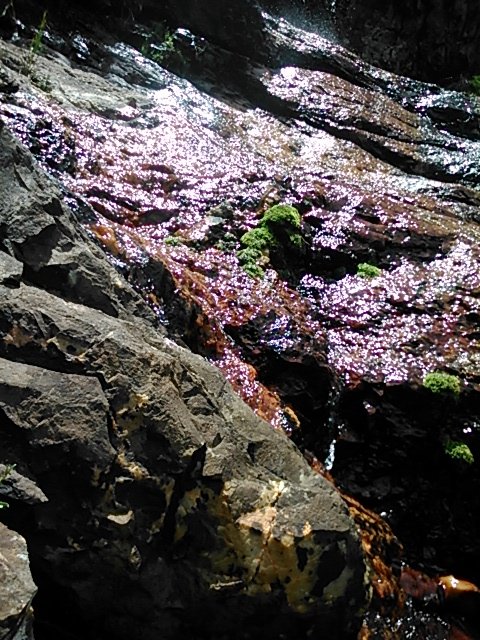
237 204 302 278
445 439 474 464
356 263 381 279
423 372 461 397
261 204 301 230
469 75 480 96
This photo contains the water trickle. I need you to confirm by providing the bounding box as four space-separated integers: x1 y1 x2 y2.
324 438 336 470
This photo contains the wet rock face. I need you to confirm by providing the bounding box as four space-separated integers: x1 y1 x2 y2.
164 0 267 58
0 127 368 638
334 383 480 580
0 524 36 640
333 0 480 82
2 3 480 636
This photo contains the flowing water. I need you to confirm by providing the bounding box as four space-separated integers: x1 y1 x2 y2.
1 6 480 637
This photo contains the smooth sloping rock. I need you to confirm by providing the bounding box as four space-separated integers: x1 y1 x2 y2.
0 524 36 640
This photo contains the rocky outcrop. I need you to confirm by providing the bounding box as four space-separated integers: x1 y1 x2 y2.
0 125 368 637
164 0 267 58
332 0 480 82
2 2 480 635
0 524 36 640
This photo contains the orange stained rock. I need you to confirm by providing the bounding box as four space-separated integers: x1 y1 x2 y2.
399 565 438 601
438 573 480 622
343 493 404 610
91 223 121 256
439 575 480 600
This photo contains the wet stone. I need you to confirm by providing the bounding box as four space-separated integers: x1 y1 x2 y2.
1 5 480 638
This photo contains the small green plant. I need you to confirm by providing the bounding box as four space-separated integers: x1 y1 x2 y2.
141 24 177 65
468 75 480 96
423 372 461 397
164 235 183 247
445 439 474 464
237 204 302 278
22 10 48 77
357 263 381 279
32 72 52 92
0 464 14 509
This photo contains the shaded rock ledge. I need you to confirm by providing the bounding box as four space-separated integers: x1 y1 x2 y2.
0 126 368 637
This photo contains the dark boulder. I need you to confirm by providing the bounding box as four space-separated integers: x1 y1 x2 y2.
0 124 368 637
333 0 480 82
163 0 268 60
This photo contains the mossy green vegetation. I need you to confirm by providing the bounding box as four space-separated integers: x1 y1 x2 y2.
164 235 183 247
468 75 480 96
237 204 302 278
423 371 461 397
241 226 275 252
356 263 381 279
22 10 48 77
444 439 474 464
140 23 179 66
261 204 301 230
240 260 265 279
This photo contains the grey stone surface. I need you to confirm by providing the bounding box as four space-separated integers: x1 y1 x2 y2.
0 251 23 285
0 465 47 506
0 524 36 640
0 122 158 323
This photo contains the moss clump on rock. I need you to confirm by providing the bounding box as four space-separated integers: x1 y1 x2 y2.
241 226 275 253
262 203 301 230
238 204 302 278
423 372 461 397
468 75 480 96
164 235 183 246
445 439 474 464
356 263 381 279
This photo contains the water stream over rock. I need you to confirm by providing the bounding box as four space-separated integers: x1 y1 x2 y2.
1 2 480 638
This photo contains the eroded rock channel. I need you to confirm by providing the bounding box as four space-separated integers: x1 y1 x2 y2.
1 1 480 638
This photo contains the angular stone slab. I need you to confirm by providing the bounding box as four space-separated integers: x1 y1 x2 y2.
0 524 36 640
